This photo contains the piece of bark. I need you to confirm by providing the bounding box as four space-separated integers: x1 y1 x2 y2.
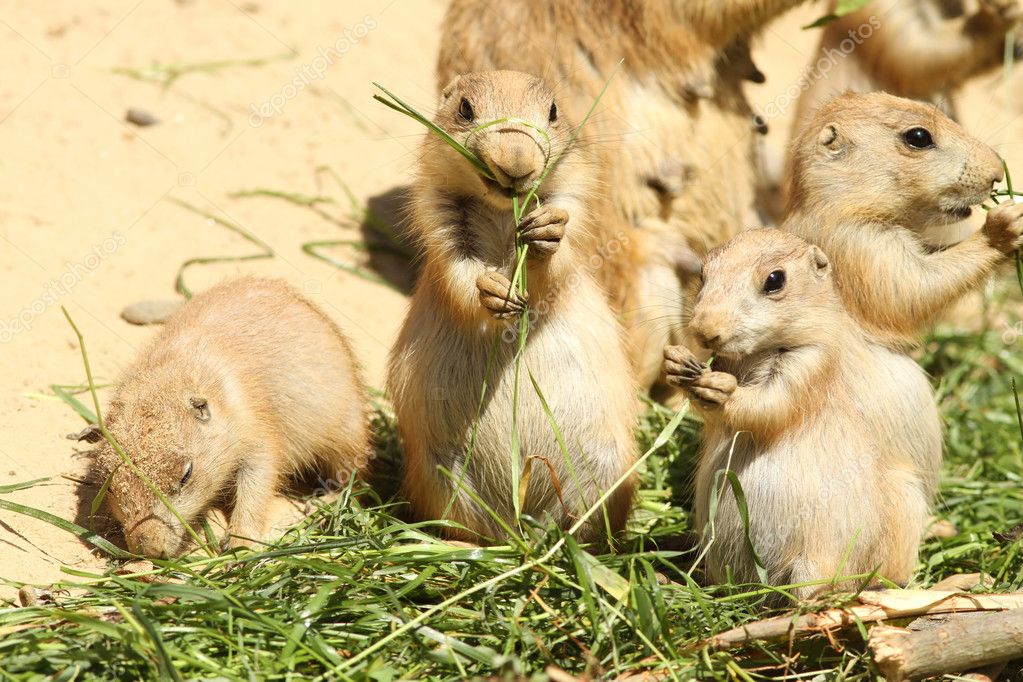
869 609 1023 681
693 590 1023 653
929 573 992 592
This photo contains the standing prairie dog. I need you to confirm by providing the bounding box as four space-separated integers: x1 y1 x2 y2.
785 91 1023 347
74 278 370 558
664 229 941 598
438 0 811 394
386 71 638 542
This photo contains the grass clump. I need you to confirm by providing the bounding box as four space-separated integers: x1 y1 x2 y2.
3 288 1023 679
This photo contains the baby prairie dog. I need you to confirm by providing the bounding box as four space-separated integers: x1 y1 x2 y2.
386 71 638 542
664 229 941 598
786 91 1023 347
74 278 370 558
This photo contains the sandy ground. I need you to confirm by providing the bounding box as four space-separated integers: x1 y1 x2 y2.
1 1 1021 600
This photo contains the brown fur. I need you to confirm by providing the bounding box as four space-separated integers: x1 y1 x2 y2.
86 277 370 558
793 0 1020 130
386 71 637 543
664 229 941 598
785 91 1023 347
437 0 809 393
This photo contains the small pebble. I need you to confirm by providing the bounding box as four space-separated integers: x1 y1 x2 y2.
125 108 159 127
17 587 38 607
121 299 184 325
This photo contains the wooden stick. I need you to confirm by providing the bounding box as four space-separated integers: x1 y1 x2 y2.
692 589 1023 653
869 609 1023 681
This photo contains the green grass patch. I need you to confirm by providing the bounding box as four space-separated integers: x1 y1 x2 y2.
2 286 1022 679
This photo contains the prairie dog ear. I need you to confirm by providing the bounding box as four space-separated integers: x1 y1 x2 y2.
189 397 211 422
809 245 831 278
440 75 462 104
817 123 848 158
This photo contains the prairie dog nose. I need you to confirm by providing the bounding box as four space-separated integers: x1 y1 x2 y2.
478 129 545 189
127 523 173 559
689 313 724 350
694 330 722 350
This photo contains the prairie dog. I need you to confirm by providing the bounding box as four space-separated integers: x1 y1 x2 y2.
792 0 1020 131
785 91 1023 347
386 71 638 542
438 0 811 393
664 230 941 598
74 278 370 558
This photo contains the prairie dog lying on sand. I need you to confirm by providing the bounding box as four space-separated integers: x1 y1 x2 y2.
75 277 370 558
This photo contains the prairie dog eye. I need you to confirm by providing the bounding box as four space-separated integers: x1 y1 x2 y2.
458 98 474 122
902 127 934 149
549 102 558 122
180 461 193 487
762 270 786 294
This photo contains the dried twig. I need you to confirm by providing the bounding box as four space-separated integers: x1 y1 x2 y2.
869 608 1023 681
691 589 1023 653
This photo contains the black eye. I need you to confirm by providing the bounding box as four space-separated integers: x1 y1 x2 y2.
458 98 474 122
903 127 934 149
763 270 785 294
549 102 557 122
180 461 193 487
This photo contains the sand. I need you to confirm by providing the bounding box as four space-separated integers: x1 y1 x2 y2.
1 1 1020 600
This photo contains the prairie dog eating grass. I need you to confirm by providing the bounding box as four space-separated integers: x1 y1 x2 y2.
386 71 637 543
74 278 370 558
786 91 1023 348
664 230 941 598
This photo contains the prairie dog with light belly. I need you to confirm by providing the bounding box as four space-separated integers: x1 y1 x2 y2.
74 278 370 558
785 91 1023 348
386 71 638 542
438 0 812 395
664 229 941 598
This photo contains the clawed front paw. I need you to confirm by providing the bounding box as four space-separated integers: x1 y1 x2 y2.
983 200 1023 253
688 371 737 406
518 204 567 259
477 271 527 319
663 345 736 407
664 345 705 385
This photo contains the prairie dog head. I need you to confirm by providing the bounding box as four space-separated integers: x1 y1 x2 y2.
428 70 569 207
86 372 235 558
789 92 1003 228
689 229 840 359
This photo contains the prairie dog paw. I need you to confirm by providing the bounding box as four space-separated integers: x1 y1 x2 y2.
477 271 527 319
689 371 737 406
663 345 705 386
983 200 1023 253
518 204 567 259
